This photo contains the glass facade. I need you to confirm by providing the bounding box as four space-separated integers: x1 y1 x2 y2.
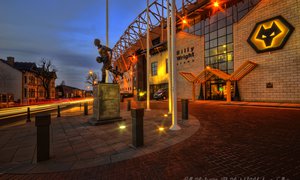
183 0 261 35
182 0 261 100
204 8 234 74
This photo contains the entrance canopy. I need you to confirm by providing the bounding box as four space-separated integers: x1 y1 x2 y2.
230 61 258 81
179 60 258 101
180 60 258 84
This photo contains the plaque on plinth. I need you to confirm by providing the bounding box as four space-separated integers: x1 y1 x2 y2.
89 83 124 125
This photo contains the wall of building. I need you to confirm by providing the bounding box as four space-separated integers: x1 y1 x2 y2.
0 61 22 102
119 67 134 94
56 85 84 98
23 71 38 103
49 79 56 99
135 55 147 93
148 31 203 100
23 73 56 102
176 32 203 100
234 0 300 103
149 51 169 85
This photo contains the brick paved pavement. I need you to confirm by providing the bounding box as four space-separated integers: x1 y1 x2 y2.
0 106 199 174
1 101 300 179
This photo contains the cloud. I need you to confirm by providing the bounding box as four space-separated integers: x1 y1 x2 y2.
0 0 165 89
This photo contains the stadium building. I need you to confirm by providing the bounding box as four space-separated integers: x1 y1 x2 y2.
113 0 299 103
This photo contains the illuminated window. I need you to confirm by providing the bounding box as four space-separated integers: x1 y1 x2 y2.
151 62 158 76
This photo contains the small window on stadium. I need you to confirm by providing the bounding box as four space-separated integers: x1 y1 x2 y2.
151 62 158 76
152 37 160 46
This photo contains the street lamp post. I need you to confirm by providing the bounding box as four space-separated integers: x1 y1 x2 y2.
105 0 109 83
146 0 151 111
170 0 181 131
167 0 172 115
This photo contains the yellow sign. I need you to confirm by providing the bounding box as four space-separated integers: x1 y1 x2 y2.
248 16 294 53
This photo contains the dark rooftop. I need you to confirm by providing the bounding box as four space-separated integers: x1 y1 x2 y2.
0 58 37 72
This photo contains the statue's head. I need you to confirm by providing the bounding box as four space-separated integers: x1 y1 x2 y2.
94 39 101 47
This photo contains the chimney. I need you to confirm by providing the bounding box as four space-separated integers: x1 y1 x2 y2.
7 57 15 66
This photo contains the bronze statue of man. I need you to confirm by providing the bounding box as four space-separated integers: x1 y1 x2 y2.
94 39 122 83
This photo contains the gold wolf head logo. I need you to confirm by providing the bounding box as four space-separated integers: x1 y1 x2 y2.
256 22 282 47
248 16 295 53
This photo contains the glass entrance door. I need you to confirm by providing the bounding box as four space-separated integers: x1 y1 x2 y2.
210 83 225 100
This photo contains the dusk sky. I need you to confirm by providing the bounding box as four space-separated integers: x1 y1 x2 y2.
0 0 157 89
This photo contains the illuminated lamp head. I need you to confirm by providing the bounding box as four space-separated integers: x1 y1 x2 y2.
119 125 126 130
213 1 219 7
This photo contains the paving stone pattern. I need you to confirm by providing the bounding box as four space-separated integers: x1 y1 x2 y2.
1 101 300 179
0 106 199 174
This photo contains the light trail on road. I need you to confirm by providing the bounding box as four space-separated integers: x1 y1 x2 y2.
0 98 94 120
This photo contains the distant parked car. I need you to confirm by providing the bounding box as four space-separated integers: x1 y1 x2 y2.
153 88 168 100
121 91 133 98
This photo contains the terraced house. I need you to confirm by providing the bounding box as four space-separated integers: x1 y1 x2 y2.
0 57 56 106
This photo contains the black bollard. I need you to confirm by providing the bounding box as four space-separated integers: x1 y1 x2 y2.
131 108 144 148
26 107 31 122
35 114 51 162
127 100 131 111
57 105 61 117
182 99 189 120
84 102 88 115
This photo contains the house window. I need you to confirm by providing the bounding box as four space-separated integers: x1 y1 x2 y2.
24 76 27 84
29 89 35 98
151 62 158 76
24 88 27 98
152 37 160 46
39 90 44 97
29 76 35 85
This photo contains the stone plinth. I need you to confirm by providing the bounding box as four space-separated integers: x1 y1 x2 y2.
89 83 124 125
